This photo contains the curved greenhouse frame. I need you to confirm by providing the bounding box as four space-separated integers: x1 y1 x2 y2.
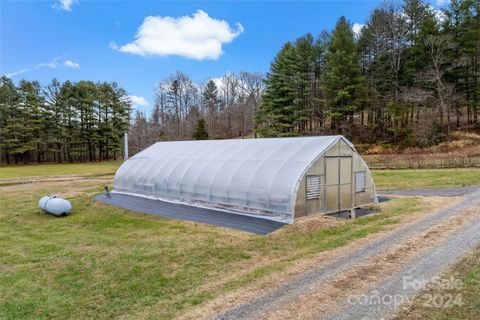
112 136 377 223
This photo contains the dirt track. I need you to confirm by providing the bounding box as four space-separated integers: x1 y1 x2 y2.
213 189 480 320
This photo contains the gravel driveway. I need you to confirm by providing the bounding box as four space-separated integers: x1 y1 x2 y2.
327 209 480 320
214 187 480 320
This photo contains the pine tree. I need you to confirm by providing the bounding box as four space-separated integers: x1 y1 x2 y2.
18 80 45 163
403 0 435 86
445 0 480 124
323 17 366 133
0 76 20 164
44 78 64 162
202 80 219 138
110 82 131 160
194 118 209 140
96 82 112 160
292 33 317 132
58 80 81 162
257 42 298 137
75 81 96 161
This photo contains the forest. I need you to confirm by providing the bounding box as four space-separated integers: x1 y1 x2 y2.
0 0 478 163
0 77 131 164
259 0 479 143
130 0 479 150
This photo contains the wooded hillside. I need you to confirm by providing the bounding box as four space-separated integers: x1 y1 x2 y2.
129 0 478 150
257 0 479 146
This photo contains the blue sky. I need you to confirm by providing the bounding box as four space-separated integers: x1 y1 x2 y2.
1 0 448 113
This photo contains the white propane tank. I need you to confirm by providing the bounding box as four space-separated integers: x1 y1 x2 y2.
39 195 72 216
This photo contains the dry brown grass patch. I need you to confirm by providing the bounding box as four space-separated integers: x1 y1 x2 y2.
276 215 346 235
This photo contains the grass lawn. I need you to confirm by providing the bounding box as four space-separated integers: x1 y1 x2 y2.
1 161 480 190
372 168 480 190
1 177 426 319
397 246 480 320
1 163 479 318
0 161 121 179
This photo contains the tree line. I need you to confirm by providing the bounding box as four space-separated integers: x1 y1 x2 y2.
130 0 478 149
0 76 131 164
258 0 479 146
128 71 265 151
2 0 478 164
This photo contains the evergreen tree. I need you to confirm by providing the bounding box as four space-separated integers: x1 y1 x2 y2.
44 78 64 162
0 76 20 164
403 0 436 85
257 42 298 137
445 0 480 124
194 118 209 140
202 80 219 138
58 80 81 162
323 17 366 132
292 33 317 132
96 82 113 160
18 80 45 163
110 82 131 159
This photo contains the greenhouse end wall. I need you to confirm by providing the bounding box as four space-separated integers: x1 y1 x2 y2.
294 139 376 218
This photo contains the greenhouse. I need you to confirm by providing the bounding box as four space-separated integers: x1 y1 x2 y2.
111 136 378 224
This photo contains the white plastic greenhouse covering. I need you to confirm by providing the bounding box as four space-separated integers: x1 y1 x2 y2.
113 136 362 223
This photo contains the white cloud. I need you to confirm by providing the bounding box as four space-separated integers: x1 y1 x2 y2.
39 59 58 69
352 23 365 36
6 58 58 78
52 0 78 12
5 68 31 78
434 9 447 23
207 73 251 94
436 0 449 6
64 60 80 69
109 41 118 50
428 4 447 24
210 77 225 91
129 95 148 107
114 10 244 60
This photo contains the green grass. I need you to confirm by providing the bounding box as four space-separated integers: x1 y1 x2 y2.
372 168 480 190
1 163 478 318
397 246 480 320
0 178 425 319
2 162 479 191
0 161 121 179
